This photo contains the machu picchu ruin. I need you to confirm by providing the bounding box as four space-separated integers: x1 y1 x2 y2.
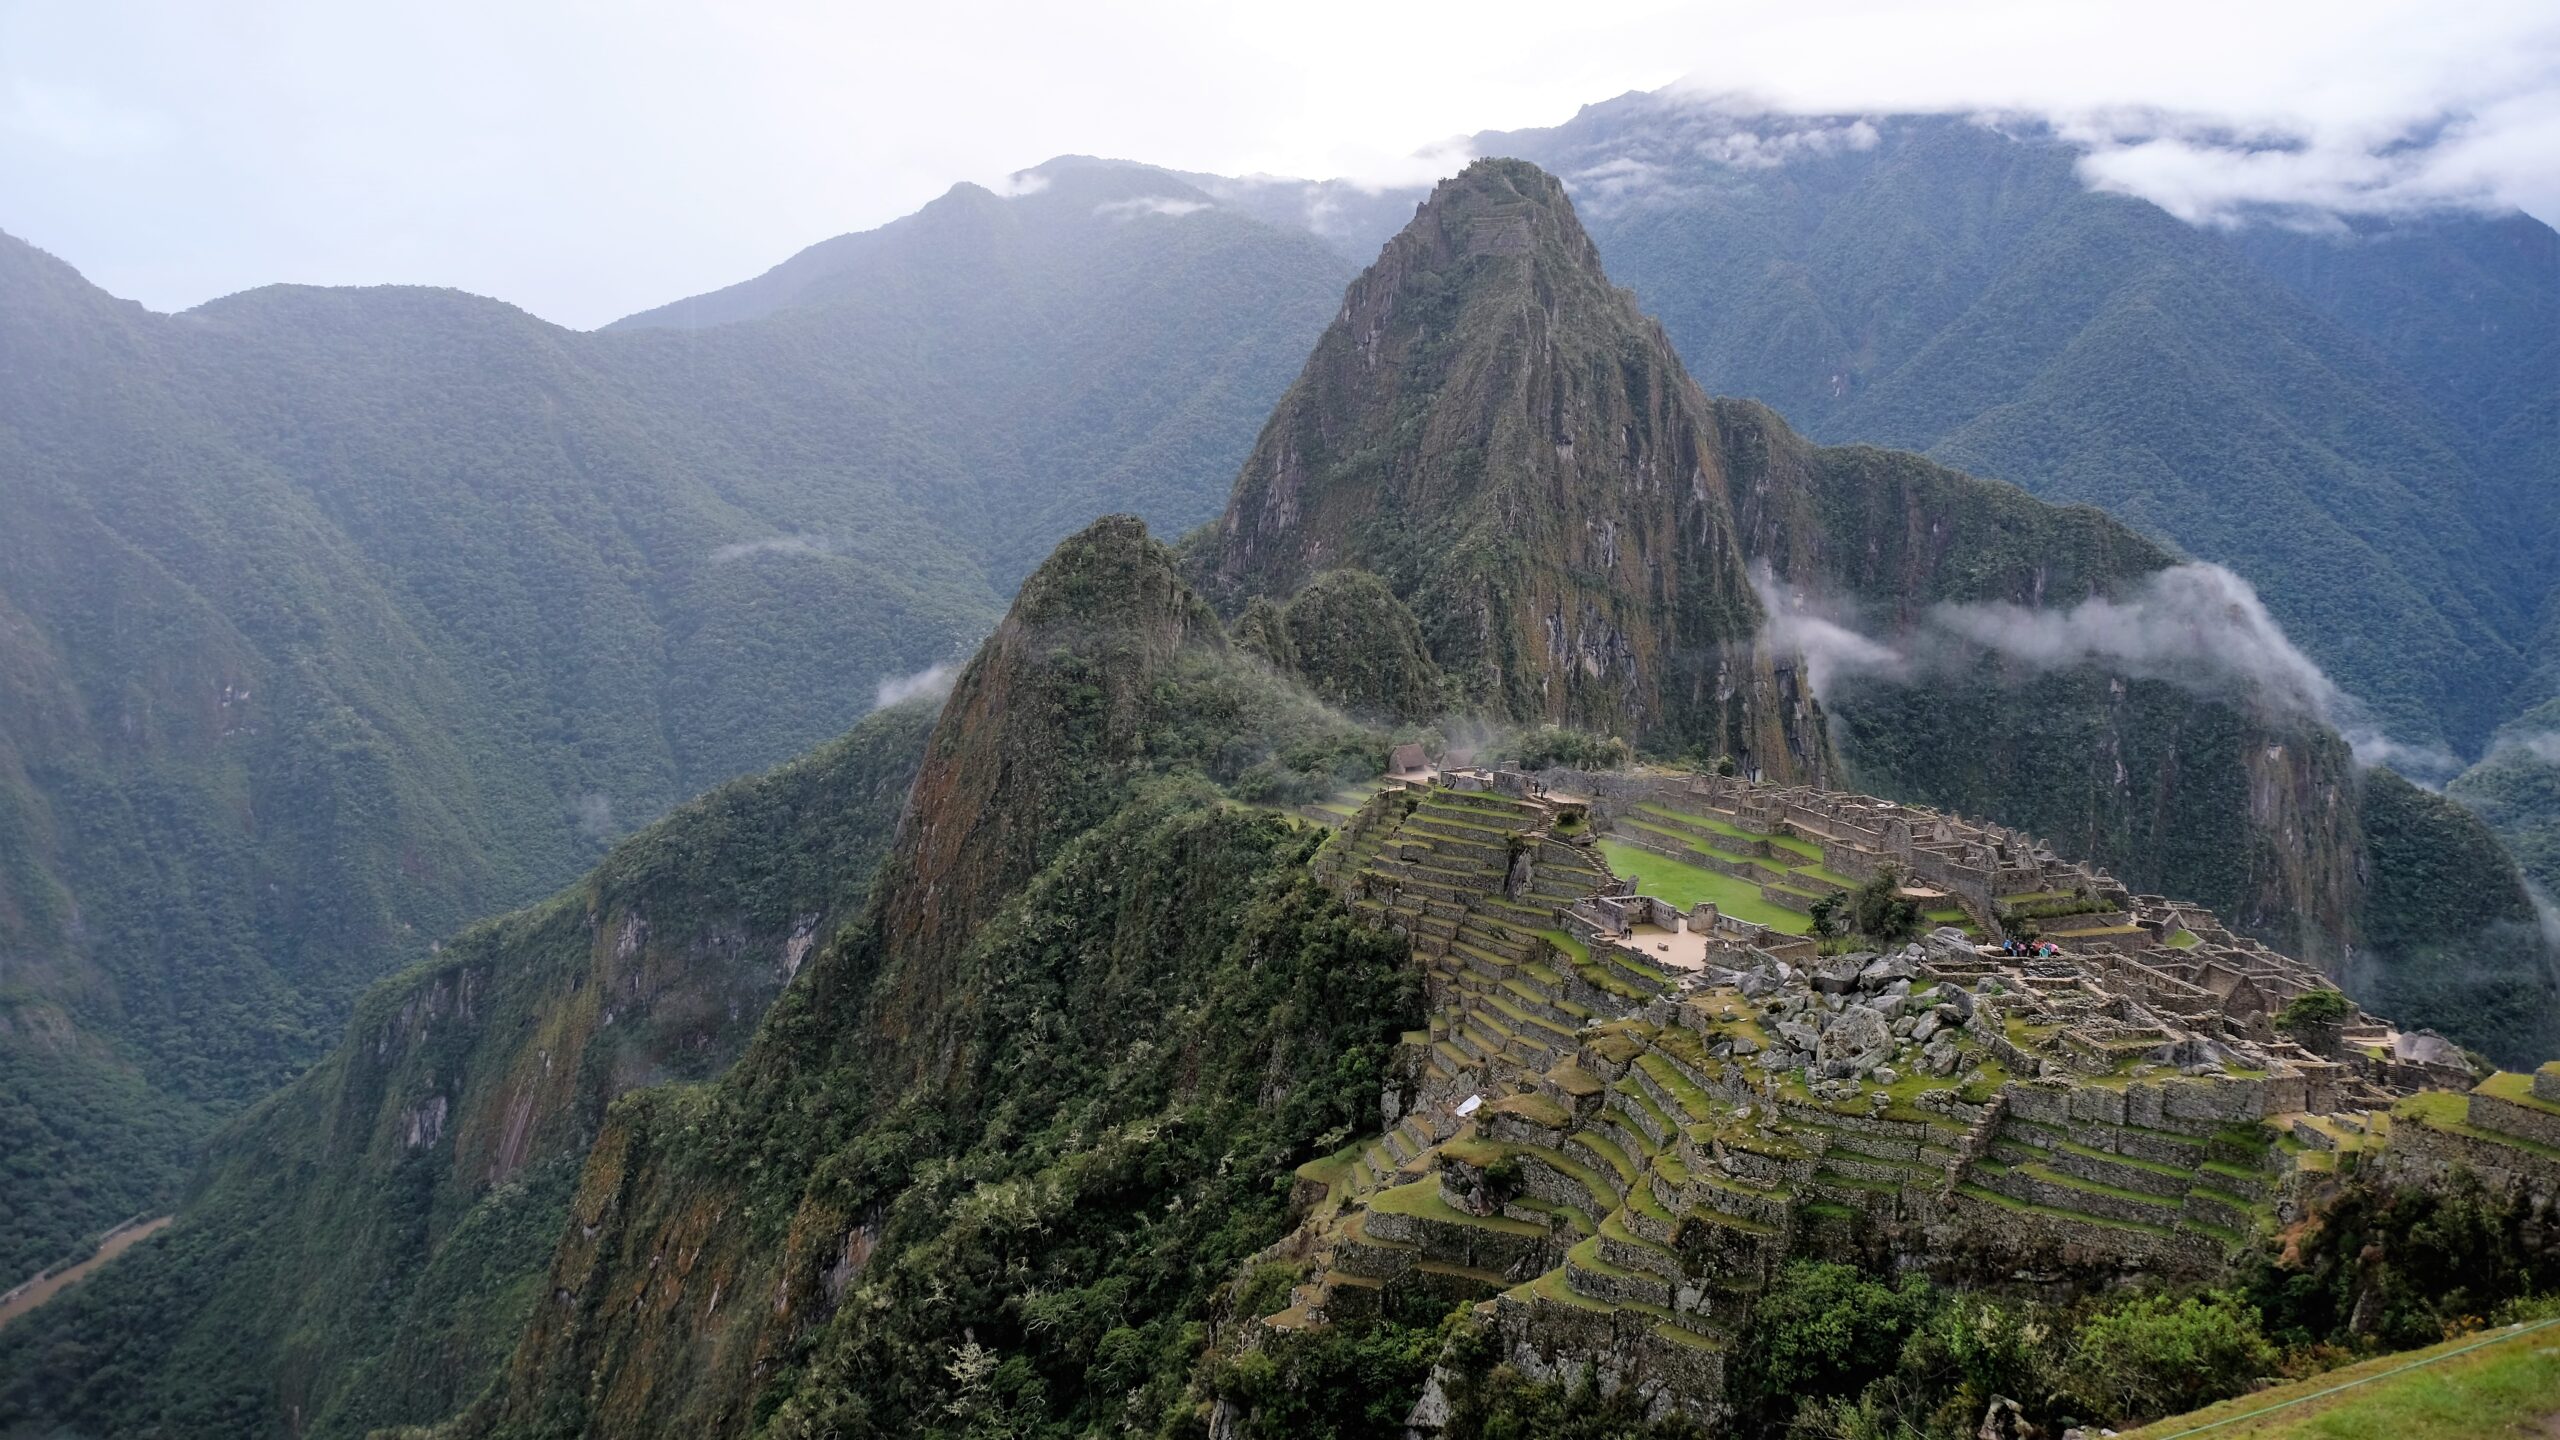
1272 759 2557 1429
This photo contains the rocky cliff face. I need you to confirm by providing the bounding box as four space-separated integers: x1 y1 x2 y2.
0 701 937 1440
1204 160 1823 777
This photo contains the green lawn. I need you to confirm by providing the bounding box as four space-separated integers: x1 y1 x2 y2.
2118 1317 2560 1438
1594 840 1811 934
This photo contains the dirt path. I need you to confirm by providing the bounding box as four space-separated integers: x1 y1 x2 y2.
0 1216 173 1331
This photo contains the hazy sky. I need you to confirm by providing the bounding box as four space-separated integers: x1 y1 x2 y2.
5 0 2554 329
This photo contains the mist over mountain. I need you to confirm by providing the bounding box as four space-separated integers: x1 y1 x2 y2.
1208 95 2555 763
0 163 1348 1278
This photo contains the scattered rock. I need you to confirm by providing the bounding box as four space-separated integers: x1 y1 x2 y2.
1859 953 1917 989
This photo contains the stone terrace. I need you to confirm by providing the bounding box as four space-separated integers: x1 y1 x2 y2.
1263 762 2530 1431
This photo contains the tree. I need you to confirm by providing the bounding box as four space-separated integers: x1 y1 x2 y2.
2276 989 2357 1057
2060 1292 2276 1425
2275 988 2355 1035
1808 891 1847 941
1849 867 1922 947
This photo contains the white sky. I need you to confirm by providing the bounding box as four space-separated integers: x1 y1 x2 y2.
4 0 2554 329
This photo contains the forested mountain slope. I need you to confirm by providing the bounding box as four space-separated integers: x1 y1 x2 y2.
0 699 935 1439
441 515 1411 1440
0 166 1350 1279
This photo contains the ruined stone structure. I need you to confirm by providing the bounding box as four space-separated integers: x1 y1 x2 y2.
1271 764 2544 1430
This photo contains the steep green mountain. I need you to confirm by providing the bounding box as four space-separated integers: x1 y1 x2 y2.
1198 161 1825 776
2448 697 2560 899
0 698 935 1439
422 515 1410 1440
5 156 2551 1440
1204 158 2554 1055
0 168 1351 1280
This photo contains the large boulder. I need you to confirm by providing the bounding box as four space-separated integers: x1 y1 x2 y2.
1815 953 1871 994
1858 952 1917 989
1820 1006 1894 1069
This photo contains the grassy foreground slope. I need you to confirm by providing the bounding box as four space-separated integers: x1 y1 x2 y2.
2119 1319 2560 1440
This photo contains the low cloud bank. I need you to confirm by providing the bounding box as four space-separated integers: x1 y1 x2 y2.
709 533 829 564
1754 561 2452 775
1095 195 1211 219
874 663 956 711
2492 730 2560 765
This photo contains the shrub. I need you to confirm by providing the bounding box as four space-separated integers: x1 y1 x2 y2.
2059 1292 2275 1425
1733 1262 1938 1431
1512 726 1632 772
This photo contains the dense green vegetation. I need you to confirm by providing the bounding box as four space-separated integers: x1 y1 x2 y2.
2447 698 2560 898
2350 769 2559 1064
0 161 1351 1278
362 516 1408 1440
1249 569 1449 722
1704 1164 2560 1439
0 700 938 1439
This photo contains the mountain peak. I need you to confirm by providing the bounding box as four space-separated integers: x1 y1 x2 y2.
1202 159 1822 775
1404 156 1595 257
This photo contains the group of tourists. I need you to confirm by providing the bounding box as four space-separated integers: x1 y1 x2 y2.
1998 937 2060 958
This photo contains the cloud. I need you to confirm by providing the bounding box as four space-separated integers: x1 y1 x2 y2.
990 168 1051 198
2490 729 2560 765
1632 3 2560 230
573 792 614 842
1928 562 2339 717
1749 564 1908 696
873 663 956 711
1333 134 1476 193
2060 95 2560 228
708 533 828 564
1094 195 1212 219
1756 561 2455 774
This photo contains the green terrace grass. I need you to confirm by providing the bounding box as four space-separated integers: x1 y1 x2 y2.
2117 1316 2560 1439
2166 928 2203 949
1955 1183 2176 1237
1593 839 1813 933
1537 928 1590 964
2476 1069 2560 1117
1633 803 1823 860
1367 1179 1547 1237
2397 1089 2560 1163
1620 816 1757 865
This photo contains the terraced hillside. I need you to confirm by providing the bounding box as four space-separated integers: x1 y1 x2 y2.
1263 764 2507 1424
